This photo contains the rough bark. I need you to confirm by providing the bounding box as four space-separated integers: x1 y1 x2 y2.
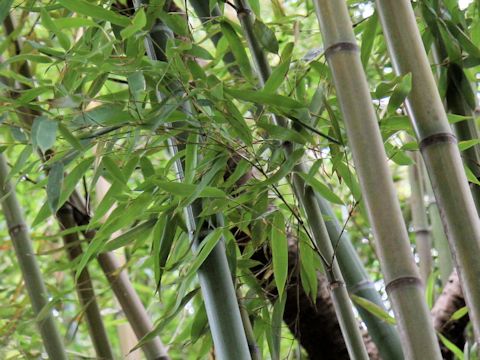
432 271 469 359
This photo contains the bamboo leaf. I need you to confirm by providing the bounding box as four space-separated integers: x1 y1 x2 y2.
47 162 64 212
450 306 468 321
186 228 224 278
103 219 156 252
297 172 344 205
32 116 58 152
361 13 378 68
226 88 306 109
438 333 464 360
220 21 253 79
263 148 304 186
155 181 226 198
351 294 396 325
153 213 178 290
253 19 279 54
271 211 288 298
0 0 14 23
58 0 130 27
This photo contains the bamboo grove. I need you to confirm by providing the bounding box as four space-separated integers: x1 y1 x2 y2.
1 0 480 359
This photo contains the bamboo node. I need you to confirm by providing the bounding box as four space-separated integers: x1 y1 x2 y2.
328 279 344 290
385 276 422 294
324 42 359 59
419 132 457 151
8 223 27 236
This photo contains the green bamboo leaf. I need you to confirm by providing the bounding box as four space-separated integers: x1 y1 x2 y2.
190 303 208 343
58 0 130 27
297 172 344 205
263 43 293 93
155 181 226 198
186 228 224 278
271 211 288 298
226 88 306 109
459 139 480 151
40 8 70 49
0 0 14 23
444 20 480 58
53 17 97 29
57 158 94 210
450 306 468 321
438 333 464 360
121 7 146 39
102 156 127 185
263 148 304 186
47 162 64 212
32 116 58 152
103 219 156 252
153 213 178 290
267 296 286 360
388 73 412 113
220 21 252 79
351 294 396 325
258 122 309 144
7 145 32 182
253 19 278 54
360 13 378 68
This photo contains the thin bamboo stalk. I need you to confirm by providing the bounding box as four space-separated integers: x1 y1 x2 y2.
316 197 404 360
138 2 252 358
376 0 480 345
228 1 368 358
56 204 114 359
0 153 68 359
189 2 404 357
408 151 433 283
313 0 442 358
2 15 169 360
425 175 453 285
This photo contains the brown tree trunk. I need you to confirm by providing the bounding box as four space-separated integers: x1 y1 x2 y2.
432 271 468 359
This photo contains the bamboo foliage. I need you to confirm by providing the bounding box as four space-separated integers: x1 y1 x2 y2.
0 153 68 359
376 0 480 346
2 14 169 360
312 0 442 358
136 1 252 358
226 0 369 358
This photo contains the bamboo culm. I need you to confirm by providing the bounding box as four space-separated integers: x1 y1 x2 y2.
227 0 369 358
313 0 442 358
138 1 252 358
376 0 480 345
408 151 433 283
0 153 68 360
188 1 404 357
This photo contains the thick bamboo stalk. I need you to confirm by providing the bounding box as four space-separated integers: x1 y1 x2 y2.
2 15 169 360
376 0 480 345
228 1 368 358
139 2 252 358
313 1 442 358
408 151 433 283
0 153 68 360
189 2 403 357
